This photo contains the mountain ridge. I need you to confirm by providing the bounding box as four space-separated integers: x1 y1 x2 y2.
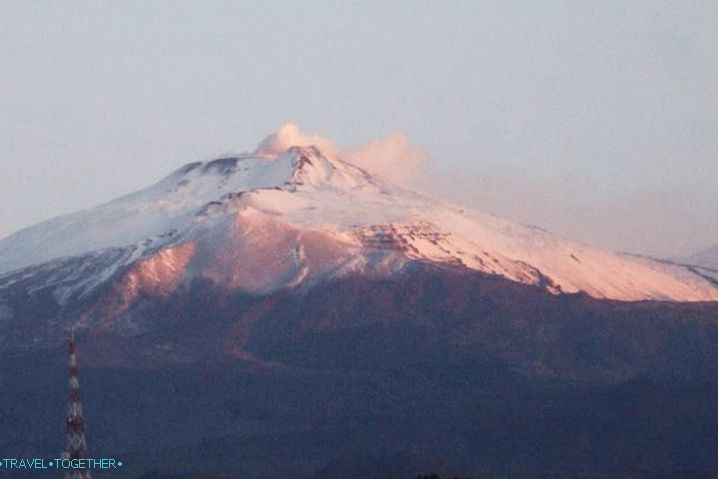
1 133 717 304
1 129 717 478
685 244 718 269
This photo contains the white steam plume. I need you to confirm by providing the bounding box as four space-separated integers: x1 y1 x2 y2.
255 123 427 186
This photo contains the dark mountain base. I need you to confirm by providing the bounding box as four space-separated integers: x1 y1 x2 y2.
1 265 718 478
1 359 717 479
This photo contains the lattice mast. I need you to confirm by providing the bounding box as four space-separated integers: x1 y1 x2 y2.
63 329 92 479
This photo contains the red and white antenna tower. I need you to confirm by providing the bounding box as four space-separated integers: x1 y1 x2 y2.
62 328 92 479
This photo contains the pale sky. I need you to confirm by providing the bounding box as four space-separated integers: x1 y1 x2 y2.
1 0 716 258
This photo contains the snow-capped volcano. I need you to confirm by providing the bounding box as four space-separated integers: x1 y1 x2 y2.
1 126 717 303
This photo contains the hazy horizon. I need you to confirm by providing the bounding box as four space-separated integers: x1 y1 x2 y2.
2 1 717 258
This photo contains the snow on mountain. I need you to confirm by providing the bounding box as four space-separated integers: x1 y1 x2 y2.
1 126 718 303
0 153 293 273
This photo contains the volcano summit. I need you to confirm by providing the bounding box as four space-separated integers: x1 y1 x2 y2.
1 125 716 307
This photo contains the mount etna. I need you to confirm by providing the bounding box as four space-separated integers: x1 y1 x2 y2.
1 126 716 478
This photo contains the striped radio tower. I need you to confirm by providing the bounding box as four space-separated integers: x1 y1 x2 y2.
62 329 92 479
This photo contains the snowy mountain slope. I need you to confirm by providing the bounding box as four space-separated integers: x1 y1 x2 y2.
0 154 293 275
1 133 718 304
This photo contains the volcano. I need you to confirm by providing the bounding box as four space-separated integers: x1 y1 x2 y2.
1 126 717 479
1 126 717 305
